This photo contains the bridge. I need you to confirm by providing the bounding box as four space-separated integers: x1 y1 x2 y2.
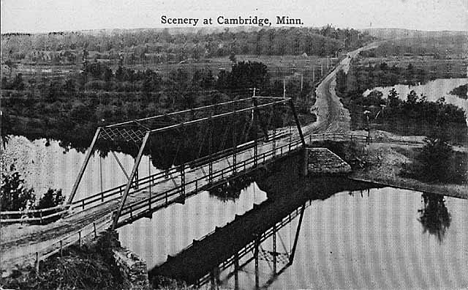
1 43 378 274
0 96 315 272
67 96 307 230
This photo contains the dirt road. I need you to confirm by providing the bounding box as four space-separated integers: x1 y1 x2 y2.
303 43 379 135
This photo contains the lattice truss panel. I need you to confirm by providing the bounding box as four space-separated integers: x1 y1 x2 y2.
96 96 292 146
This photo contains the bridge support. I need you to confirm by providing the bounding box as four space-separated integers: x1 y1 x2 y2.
255 236 260 289
180 163 186 200
112 132 150 230
67 127 101 205
273 224 277 274
288 99 306 147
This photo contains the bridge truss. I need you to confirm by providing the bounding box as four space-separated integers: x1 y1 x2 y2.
67 96 306 229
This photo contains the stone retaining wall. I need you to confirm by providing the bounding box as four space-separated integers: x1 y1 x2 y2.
307 147 351 175
113 234 150 290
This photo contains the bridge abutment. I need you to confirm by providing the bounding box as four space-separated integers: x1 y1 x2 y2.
306 147 352 175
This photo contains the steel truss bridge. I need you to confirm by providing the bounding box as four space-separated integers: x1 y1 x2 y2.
67 96 306 230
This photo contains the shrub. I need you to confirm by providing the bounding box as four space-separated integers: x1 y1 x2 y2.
1 165 35 211
36 189 65 210
401 137 465 184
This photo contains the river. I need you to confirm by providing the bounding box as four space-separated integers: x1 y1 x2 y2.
363 78 468 123
2 136 468 289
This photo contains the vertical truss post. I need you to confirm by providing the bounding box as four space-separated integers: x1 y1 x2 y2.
112 132 150 230
180 163 186 198
272 107 276 157
234 252 239 289
289 99 306 147
67 127 101 205
208 117 213 183
210 270 215 289
232 105 237 173
255 235 260 289
99 156 103 197
148 156 152 210
252 99 260 167
273 224 277 274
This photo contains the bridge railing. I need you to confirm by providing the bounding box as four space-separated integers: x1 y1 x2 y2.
2 212 113 273
0 205 70 224
70 131 296 214
1 132 363 224
116 137 304 226
307 132 369 143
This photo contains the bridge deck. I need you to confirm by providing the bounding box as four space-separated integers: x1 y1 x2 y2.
0 131 304 271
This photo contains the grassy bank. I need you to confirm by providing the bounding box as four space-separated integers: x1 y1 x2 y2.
0 231 130 290
350 142 468 199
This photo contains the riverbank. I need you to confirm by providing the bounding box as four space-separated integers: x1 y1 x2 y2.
349 141 468 200
0 230 149 289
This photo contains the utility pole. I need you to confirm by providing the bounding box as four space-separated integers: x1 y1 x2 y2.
312 66 315 83
283 79 286 99
300 74 303 92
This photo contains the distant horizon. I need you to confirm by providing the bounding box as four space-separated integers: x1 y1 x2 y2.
2 0 467 34
2 25 468 36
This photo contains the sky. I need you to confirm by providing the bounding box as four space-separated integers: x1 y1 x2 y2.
1 0 467 33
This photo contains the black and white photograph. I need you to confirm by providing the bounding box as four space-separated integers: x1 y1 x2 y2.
1 0 467 289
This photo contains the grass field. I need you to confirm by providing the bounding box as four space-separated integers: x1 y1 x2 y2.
8 55 338 85
354 56 468 79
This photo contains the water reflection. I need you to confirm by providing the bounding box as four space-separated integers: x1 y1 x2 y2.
209 175 255 202
418 192 452 243
149 176 375 289
149 197 309 289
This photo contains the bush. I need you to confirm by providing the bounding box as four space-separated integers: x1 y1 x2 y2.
36 189 65 210
1 165 35 211
401 137 465 184
1 166 65 214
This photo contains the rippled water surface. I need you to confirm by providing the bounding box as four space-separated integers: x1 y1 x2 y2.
120 185 468 289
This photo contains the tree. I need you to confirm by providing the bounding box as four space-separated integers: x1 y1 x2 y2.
1 165 35 211
229 52 237 64
37 189 65 210
11 73 25 90
387 88 400 108
1 111 12 148
228 61 270 92
412 137 453 182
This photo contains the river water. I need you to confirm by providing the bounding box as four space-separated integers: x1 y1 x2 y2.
122 184 468 290
363 78 468 123
1 135 158 200
3 136 468 289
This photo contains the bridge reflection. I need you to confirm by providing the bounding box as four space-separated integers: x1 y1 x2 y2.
149 176 375 289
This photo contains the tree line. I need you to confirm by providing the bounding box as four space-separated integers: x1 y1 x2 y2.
1 26 373 65
2 61 313 154
335 63 467 132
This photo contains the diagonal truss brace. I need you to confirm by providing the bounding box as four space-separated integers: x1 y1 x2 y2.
111 131 151 230
68 96 304 229
67 127 101 205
